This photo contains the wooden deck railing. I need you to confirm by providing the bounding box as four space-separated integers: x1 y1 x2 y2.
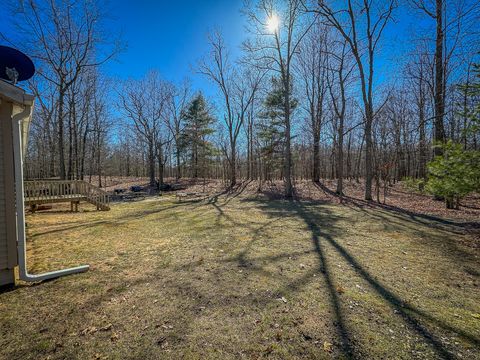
24 180 110 210
80 181 110 210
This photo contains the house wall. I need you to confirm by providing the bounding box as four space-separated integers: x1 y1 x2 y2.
0 99 18 286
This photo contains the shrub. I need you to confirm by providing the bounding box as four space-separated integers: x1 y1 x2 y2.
402 177 426 193
426 141 480 209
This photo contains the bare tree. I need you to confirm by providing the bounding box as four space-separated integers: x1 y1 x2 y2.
9 0 119 179
165 81 191 180
296 22 329 183
200 32 263 187
90 76 111 187
234 68 265 183
327 40 355 195
410 0 480 155
405 49 433 182
244 81 261 181
28 81 58 178
118 71 169 188
410 0 446 155
307 0 396 200
199 33 236 186
244 0 316 197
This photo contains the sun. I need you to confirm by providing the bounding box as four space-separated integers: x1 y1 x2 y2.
266 14 280 33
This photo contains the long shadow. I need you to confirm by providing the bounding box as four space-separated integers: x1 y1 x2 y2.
287 200 479 359
29 203 190 238
235 197 478 358
17 192 479 358
295 203 356 358
206 180 252 206
313 182 480 230
313 182 479 263
149 196 348 358
217 197 358 357
223 180 253 203
205 184 273 233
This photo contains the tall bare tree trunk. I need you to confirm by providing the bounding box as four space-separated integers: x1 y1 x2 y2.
176 146 181 180
418 92 427 180
58 88 66 179
158 144 164 189
336 121 345 195
434 0 445 154
97 141 102 188
230 141 236 187
313 133 320 182
284 79 293 198
148 142 155 187
365 109 373 200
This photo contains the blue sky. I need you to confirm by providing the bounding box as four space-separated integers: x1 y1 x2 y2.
99 0 422 99
1 0 477 101
0 0 247 98
0 0 436 91
103 0 246 98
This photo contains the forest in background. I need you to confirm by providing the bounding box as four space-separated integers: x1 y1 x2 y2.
2 0 479 208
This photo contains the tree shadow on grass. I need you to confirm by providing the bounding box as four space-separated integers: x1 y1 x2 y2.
245 199 358 357
29 203 192 238
249 198 479 359
312 182 480 263
14 192 479 359
313 182 480 230
191 196 359 357
204 183 280 233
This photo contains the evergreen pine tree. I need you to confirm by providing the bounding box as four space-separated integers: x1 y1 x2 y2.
257 77 297 182
180 93 216 178
427 63 480 208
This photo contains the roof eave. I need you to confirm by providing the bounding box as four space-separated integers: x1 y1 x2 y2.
0 79 34 106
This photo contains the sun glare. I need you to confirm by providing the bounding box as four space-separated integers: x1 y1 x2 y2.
266 14 280 33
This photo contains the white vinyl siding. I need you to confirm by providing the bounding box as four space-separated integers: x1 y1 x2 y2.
0 114 8 270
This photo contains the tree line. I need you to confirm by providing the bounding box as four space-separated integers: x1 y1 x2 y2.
4 0 479 207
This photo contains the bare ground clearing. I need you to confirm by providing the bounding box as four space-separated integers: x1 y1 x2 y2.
96 177 480 224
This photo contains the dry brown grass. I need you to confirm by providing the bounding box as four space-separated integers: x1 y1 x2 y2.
0 192 479 359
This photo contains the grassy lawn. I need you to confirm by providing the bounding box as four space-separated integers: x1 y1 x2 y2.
1 193 479 359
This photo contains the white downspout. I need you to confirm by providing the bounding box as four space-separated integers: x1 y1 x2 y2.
12 105 89 282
